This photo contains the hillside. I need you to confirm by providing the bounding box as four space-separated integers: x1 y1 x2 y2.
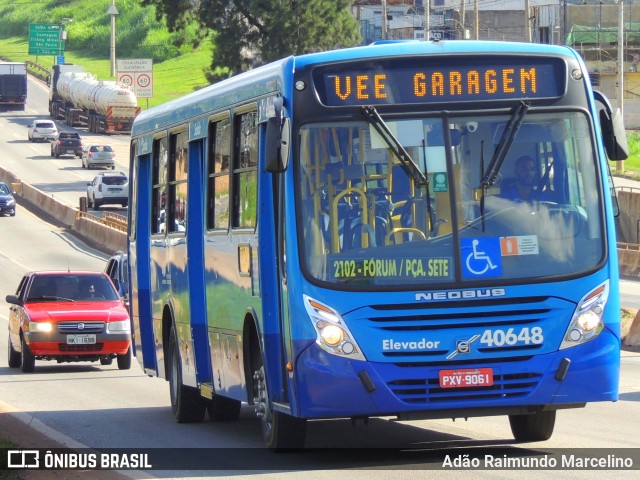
0 0 213 108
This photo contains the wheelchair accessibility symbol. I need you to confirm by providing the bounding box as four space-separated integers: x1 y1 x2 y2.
461 237 502 278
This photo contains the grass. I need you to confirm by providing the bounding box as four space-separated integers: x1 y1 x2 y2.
614 131 640 179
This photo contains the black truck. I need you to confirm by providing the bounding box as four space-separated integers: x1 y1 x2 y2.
0 62 27 111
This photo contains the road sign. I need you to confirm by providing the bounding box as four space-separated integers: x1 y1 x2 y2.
117 58 153 98
29 24 63 56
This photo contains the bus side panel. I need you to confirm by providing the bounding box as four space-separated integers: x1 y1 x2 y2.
204 230 260 401
130 153 159 375
169 238 196 387
187 139 212 385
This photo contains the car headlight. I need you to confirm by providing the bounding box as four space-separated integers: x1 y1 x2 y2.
32 322 53 332
560 281 608 349
107 320 131 332
6 199 15 206
303 295 365 360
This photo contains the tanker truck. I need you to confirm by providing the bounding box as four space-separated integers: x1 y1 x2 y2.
49 64 140 134
0 62 27 111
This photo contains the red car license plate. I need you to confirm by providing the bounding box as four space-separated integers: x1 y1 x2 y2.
67 334 96 345
439 368 493 388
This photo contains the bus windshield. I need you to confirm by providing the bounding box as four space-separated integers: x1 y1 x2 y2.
297 110 603 287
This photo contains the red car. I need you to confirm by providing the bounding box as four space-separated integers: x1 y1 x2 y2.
6 271 132 372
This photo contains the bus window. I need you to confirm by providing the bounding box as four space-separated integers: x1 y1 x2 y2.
151 137 168 235
168 130 188 233
207 117 231 231
233 111 258 229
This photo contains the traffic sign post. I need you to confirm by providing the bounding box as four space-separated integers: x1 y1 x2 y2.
117 59 153 98
29 23 64 56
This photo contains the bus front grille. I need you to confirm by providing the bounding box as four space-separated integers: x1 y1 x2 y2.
387 371 542 404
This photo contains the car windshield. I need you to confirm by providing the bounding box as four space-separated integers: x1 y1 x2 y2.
27 274 120 302
296 111 603 288
0 184 9 194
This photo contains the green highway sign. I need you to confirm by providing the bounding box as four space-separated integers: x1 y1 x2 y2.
29 23 64 56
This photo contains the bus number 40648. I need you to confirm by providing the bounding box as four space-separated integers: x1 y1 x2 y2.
480 327 544 347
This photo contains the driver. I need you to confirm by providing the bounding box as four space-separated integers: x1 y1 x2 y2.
499 156 553 202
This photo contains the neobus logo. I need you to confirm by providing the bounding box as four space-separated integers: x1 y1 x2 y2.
415 288 506 301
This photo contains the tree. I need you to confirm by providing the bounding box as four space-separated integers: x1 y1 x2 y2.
141 0 361 82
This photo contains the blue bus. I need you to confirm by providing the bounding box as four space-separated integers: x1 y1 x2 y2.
128 40 628 449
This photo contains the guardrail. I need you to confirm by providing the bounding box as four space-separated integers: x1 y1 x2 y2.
25 60 50 84
77 210 127 233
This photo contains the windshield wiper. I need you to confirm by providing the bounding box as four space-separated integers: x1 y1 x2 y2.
28 296 74 302
361 105 428 187
480 101 530 188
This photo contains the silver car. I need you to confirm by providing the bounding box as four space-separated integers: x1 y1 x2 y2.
27 120 58 142
82 144 115 170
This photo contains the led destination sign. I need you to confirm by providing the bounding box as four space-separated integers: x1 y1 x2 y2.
318 58 566 106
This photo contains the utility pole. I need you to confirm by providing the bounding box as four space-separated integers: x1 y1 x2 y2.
460 0 466 39
525 0 531 42
474 0 479 40
425 0 430 41
617 0 625 172
382 0 388 40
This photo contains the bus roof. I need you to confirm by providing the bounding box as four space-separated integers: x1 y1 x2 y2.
131 40 579 137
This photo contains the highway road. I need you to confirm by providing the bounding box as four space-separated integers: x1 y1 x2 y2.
0 75 639 479
0 75 130 214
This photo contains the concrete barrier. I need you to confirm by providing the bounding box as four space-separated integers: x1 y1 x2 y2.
617 189 640 244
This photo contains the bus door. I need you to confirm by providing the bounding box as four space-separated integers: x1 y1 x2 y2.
130 145 158 375
186 128 212 385
165 129 198 388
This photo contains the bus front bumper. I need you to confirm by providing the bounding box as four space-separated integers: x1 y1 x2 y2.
293 329 619 419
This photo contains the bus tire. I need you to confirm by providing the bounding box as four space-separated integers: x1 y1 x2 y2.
509 410 556 442
168 327 205 423
206 395 241 421
253 364 306 450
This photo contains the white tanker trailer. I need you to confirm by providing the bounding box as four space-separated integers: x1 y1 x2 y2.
49 64 140 134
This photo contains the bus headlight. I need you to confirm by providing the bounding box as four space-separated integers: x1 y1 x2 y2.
304 295 365 360
560 281 608 349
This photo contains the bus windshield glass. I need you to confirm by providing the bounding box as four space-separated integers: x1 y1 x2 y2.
297 111 603 287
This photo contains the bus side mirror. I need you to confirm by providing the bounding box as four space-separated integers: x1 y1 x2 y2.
600 108 629 161
265 116 290 173
594 90 628 161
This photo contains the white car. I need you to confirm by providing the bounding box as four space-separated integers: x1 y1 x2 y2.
86 172 129 210
27 120 58 142
82 144 116 170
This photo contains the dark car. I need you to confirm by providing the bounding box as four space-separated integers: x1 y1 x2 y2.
6 271 132 372
51 131 83 158
0 181 17 217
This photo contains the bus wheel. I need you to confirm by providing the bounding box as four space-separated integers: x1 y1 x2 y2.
206 395 241 421
168 327 205 423
253 365 306 450
509 410 556 442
